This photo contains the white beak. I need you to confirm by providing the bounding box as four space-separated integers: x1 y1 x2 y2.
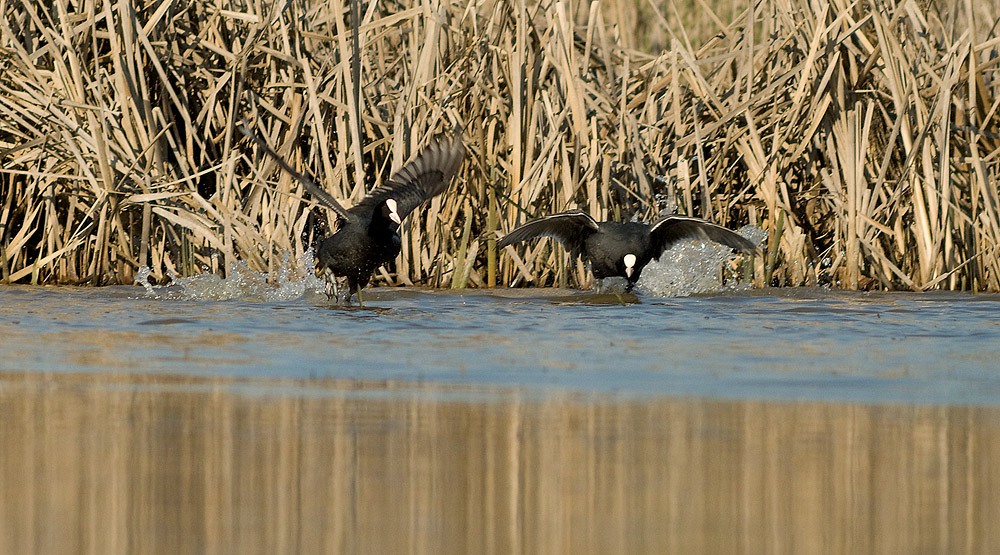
623 253 636 278
386 198 401 224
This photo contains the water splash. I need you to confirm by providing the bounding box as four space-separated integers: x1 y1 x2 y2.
132 223 767 301
134 266 155 295
137 250 325 302
737 224 768 249
636 224 764 298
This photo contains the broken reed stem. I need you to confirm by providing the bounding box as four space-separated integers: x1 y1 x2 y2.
1 0 1000 291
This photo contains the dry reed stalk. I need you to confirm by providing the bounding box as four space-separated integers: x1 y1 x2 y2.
1 0 1000 291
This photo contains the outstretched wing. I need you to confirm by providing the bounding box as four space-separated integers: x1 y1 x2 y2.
497 210 601 254
354 132 465 220
648 215 759 259
240 124 354 223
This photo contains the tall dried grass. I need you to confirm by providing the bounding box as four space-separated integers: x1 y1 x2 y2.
1 0 999 290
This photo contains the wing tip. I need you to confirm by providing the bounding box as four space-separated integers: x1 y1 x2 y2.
239 122 352 221
428 130 466 180
402 129 466 189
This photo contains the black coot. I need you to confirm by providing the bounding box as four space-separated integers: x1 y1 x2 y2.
245 128 464 302
498 209 758 292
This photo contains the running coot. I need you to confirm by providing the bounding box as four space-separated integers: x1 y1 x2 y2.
498 209 758 292
244 128 465 303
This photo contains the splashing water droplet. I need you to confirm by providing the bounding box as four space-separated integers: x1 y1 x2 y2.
737 224 767 248
140 250 325 302
636 225 763 298
134 266 154 295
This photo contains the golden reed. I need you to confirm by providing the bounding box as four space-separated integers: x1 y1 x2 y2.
1 0 998 290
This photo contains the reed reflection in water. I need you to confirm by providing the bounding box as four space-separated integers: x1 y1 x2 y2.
0 372 997 554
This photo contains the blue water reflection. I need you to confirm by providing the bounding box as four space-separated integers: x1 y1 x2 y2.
1 285 998 405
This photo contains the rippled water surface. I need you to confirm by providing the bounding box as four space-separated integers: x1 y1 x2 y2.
2 282 1000 553
2 284 999 404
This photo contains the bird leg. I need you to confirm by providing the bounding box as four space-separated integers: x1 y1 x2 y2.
595 277 622 295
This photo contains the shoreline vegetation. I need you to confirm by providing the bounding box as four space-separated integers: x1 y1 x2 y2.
2 0 999 291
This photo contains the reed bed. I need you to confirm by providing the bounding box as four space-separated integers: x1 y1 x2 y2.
1 0 999 290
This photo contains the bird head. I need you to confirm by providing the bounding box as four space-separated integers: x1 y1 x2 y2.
385 198 402 224
623 253 637 279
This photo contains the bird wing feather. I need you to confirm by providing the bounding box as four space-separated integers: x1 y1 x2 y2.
648 215 759 259
497 210 600 254
240 124 354 223
354 133 465 220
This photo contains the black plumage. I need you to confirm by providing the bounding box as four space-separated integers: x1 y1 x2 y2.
498 209 758 292
245 128 464 302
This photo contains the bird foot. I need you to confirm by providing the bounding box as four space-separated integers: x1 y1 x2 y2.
321 269 352 305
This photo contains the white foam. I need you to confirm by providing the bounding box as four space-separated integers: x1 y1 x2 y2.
138 250 325 302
